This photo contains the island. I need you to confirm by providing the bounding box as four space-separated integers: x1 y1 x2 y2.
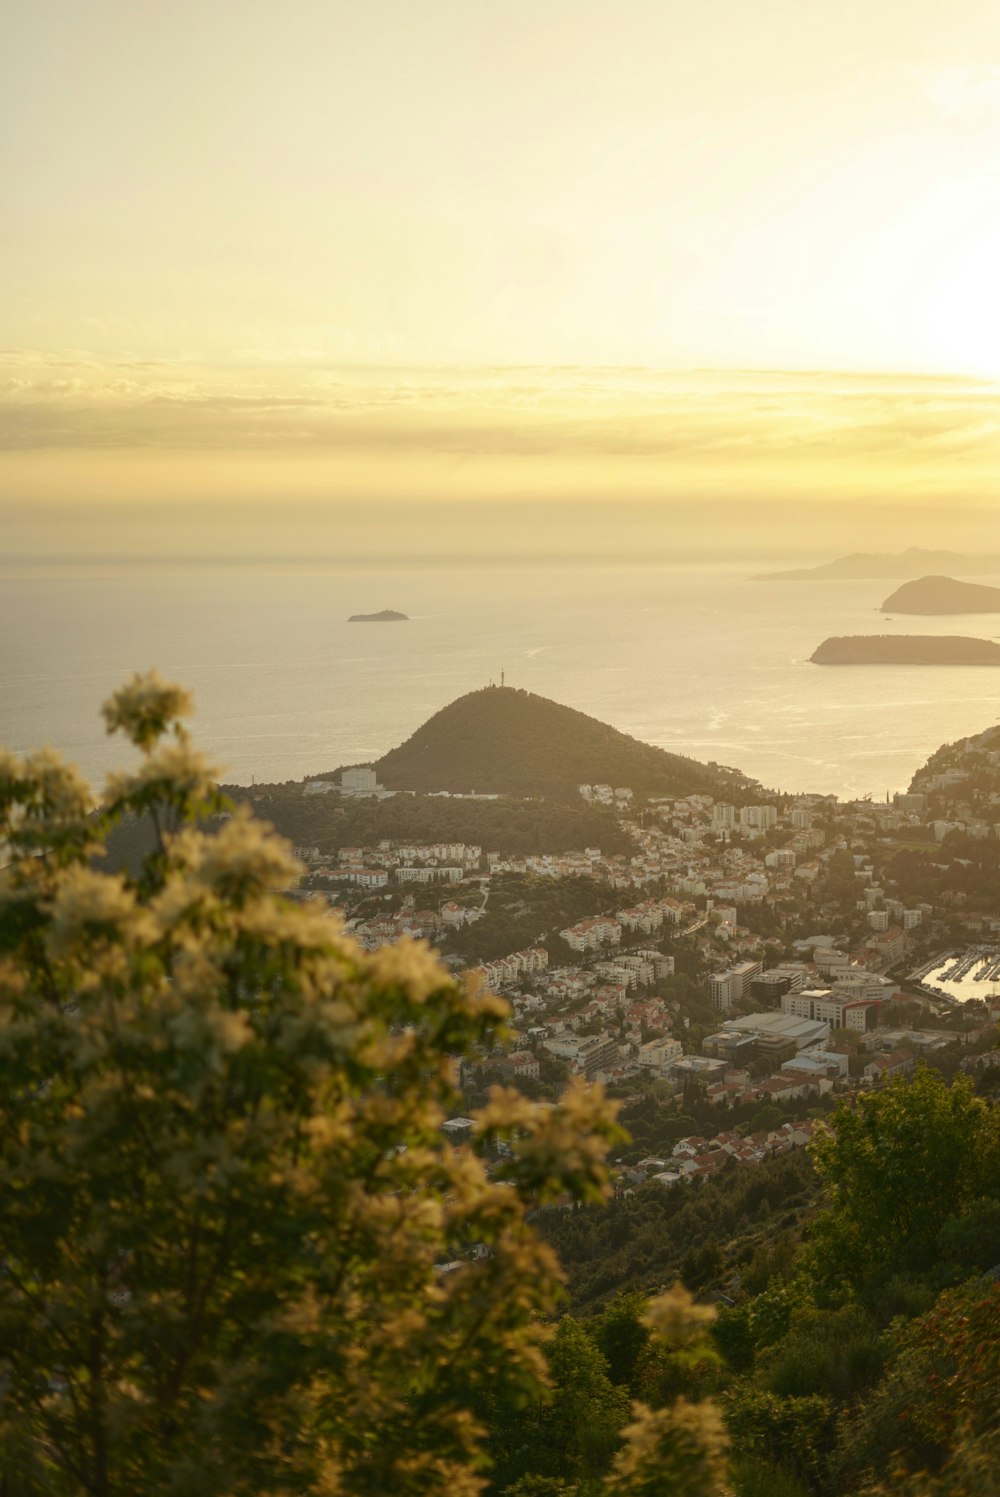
879 575 1000 615
347 609 409 622
755 547 1000 582
811 635 1000 666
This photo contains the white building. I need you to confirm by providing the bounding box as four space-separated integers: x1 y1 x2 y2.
341 766 379 797
617 899 667 934
342 869 389 889
781 987 879 1033
831 970 894 1002
740 805 778 831
725 1011 830 1051
637 1037 684 1074
708 959 763 1013
395 866 464 884
543 1031 620 1078
783 1046 849 1079
560 917 622 952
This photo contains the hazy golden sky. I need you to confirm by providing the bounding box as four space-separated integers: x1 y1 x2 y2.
4 0 1000 550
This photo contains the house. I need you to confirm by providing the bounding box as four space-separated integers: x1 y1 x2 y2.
500 1050 540 1081
862 1048 916 1085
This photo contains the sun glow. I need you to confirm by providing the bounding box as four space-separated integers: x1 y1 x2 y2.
922 229 1000 379
6 1 1000 541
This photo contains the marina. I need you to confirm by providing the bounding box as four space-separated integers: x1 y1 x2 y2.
910 948 1000 1005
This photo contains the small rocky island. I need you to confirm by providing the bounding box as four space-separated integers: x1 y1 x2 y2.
880 575 1000 615
347 609 409 622
811 635 1000 666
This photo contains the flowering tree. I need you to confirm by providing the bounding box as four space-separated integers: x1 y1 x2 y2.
0 675 727 1496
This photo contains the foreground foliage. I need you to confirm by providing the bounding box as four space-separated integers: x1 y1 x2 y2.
0 676 727 1496
539 1062 1000 1497
807 1066 1000 1295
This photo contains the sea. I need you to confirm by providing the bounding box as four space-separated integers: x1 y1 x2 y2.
3 560 1000 800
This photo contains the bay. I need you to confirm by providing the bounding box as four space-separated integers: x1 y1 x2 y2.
2 560 999 799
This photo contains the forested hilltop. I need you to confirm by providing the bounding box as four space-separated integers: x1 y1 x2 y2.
369 685 755 800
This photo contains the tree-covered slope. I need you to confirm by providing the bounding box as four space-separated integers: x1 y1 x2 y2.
372 685 754 800
908 717 1000 794
237 783 637 857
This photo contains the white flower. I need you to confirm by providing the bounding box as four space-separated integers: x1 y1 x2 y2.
8 748 92 822
192 809 301 894
105 739 219 807
46 868 138 957
365 938 455 1004
102 671 193 750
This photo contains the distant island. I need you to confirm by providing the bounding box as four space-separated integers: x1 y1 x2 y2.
811 635 1000 666
756 547 1000 582
348 609 409 622
879 575 1000 615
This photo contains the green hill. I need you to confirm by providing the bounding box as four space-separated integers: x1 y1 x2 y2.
372 685 754 800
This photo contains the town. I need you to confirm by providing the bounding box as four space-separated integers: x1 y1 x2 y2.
251 747 1000 1190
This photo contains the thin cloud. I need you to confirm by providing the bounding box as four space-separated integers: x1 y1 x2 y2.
2 355 1000 468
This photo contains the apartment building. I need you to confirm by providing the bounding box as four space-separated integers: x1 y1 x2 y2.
708 959 763 1013
781 987 879 1033
543 1031 620 1078
560 917 622 952
740 805 778 831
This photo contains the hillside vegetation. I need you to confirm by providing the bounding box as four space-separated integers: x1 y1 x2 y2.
441 872 622 964
232 783 636 857
910 718 1000 790
372 685 753 800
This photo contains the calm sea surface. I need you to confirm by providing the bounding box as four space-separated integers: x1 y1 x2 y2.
3 562 1000 799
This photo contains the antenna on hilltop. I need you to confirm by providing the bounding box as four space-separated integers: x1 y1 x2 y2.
501 668 505 687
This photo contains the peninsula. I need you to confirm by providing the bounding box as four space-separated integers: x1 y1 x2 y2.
879 575 1000 615
756 547 1000 582
347 609 409 622
811 635 1000 666
372 685 756 800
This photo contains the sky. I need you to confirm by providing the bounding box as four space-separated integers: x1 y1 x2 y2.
4 0 1000 558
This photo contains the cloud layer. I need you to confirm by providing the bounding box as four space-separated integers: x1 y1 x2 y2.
3 354 999 466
